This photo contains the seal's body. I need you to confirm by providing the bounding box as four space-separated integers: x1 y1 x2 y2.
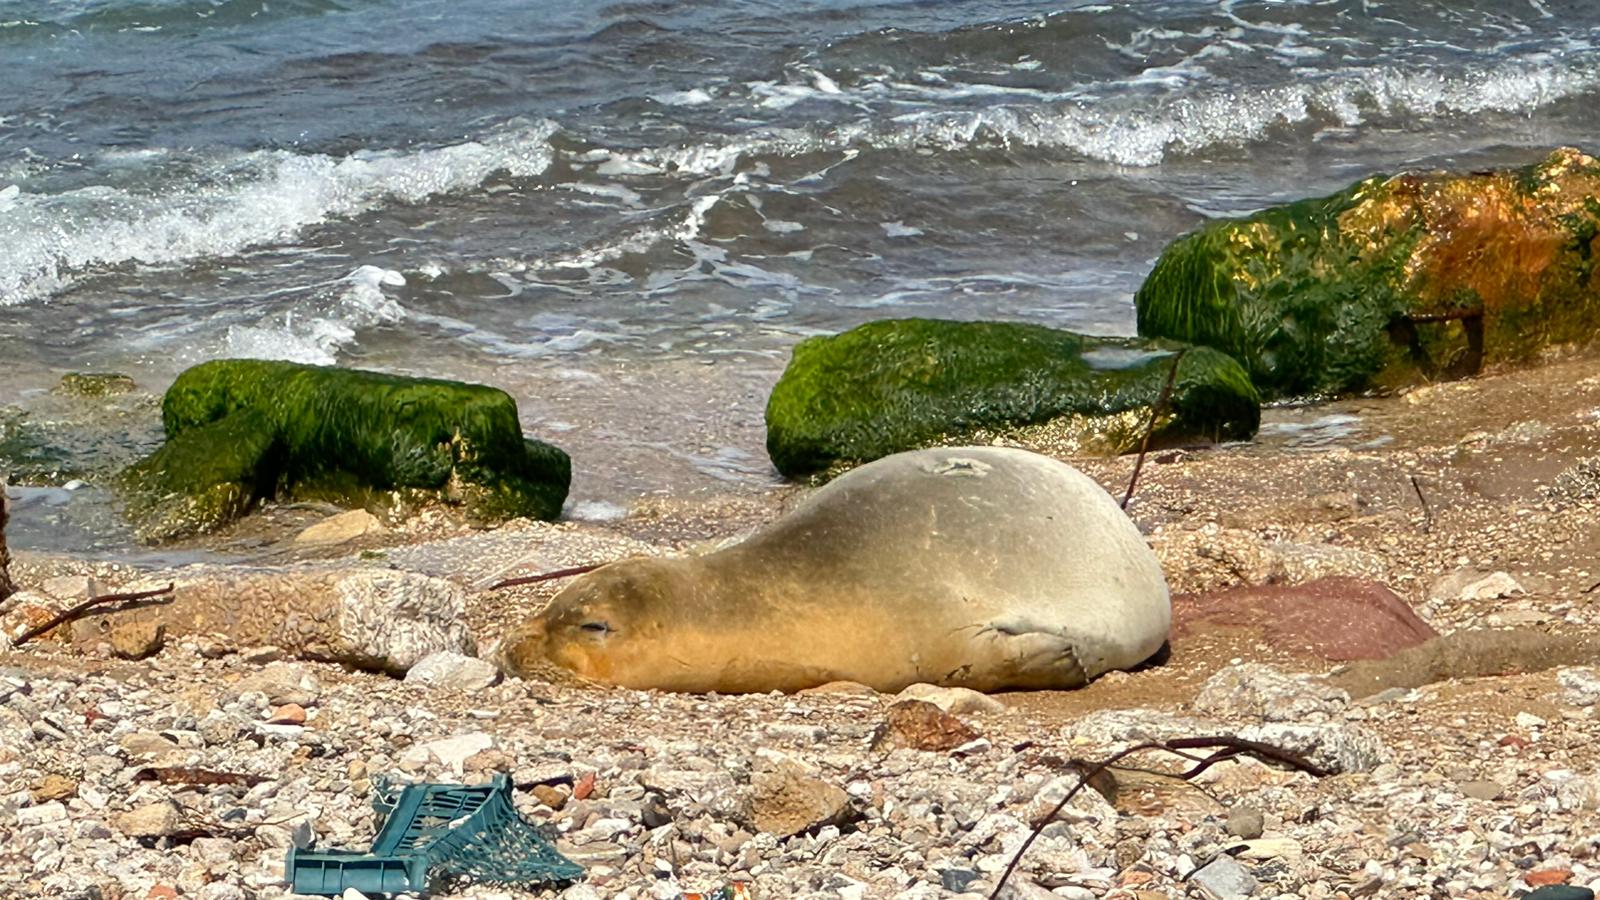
501 447 1170 693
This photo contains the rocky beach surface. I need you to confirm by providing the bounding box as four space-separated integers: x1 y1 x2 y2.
1 348 1598 900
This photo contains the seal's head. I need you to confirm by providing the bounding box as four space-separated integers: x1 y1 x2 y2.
499 557 700 688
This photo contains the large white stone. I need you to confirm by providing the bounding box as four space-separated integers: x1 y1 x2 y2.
404 652 501 692
294 509 384 544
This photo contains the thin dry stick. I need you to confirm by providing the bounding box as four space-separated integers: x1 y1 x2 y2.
990 736 1329 899
10 583 174 647
489 564 606 591
0 476 14 602
1409 474 1433 534
1584 579 1600 595
1121 349 1189 511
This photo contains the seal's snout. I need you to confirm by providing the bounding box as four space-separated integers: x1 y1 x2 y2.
497 613 550 677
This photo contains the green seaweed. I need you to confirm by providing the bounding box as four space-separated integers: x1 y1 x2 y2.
123 360 570 541
57 373 137 398
1135 178 1419 398
764 318 1259 478
122 408 281 541
1137 149 1600 398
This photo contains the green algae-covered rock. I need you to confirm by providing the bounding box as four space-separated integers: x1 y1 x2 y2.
123 360 570 541
1136 147 1600 399
764 318 1259 478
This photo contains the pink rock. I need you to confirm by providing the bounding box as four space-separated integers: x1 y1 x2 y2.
1172 576 1437 662
266 704 307 726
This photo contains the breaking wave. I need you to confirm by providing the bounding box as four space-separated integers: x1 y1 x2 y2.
0 120 557 306
626 57 1600 172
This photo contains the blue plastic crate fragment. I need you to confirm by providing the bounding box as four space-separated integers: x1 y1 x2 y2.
285 773 583 896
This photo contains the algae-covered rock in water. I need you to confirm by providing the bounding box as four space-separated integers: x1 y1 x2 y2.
123 360 570 541
1136 147 1600 399
0 387 162 486
764 318 1259 478
56 373 136 398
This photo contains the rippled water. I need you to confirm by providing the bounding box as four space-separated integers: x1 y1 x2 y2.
2 0 1598 547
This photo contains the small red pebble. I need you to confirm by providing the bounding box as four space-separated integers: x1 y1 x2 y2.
1116 869 1156 887
1526 868 1574 886
1498 734 1531 748
267 704 307 726
573 771 596 801
145 885 179 900
83 707 102 726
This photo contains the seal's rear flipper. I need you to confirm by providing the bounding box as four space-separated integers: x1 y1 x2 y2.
969 620 1089 690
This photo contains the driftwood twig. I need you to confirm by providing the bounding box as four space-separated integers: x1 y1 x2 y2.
489 564 605 591
990 735 1330 898
0 477 14 603
10 583 174 648
1121 349 1188 511
1408 474 1433 534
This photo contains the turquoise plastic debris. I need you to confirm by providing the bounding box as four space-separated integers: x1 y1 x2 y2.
285 773 584 896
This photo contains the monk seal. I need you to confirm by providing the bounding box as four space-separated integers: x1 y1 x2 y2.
500 446 1170 693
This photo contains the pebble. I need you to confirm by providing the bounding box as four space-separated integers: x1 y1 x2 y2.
266 703 308 725
869 699 981 752
1559 668 1600 706
18 801 68 827
404 651 502 692
31 774 78 803
1458 779 1505 801
295 509 384 544
896 683 1007 715
1189 854 1258 899
400 732 494 773
1225 805 1264 839
1193 663 1349 723
115 801 182 839
749 753 853 837
108 621 165 660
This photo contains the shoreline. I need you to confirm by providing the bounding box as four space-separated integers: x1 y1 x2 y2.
9 347 1600 646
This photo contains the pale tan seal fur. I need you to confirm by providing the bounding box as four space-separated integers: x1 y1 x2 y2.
501 446 1170 693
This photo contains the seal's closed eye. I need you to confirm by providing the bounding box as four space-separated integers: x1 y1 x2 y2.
579 621 612 634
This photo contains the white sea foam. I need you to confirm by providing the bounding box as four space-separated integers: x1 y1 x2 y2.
535 193 723 271
652 87 715 107
0 120 557 306
565 499 628 521
222 264 409 365
622 57 1600 171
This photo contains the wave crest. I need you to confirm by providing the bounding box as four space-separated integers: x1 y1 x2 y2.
0 120 556 306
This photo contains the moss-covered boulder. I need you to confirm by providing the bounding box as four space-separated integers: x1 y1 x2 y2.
764 318 1259 478
123 360 570 541
1136 147 1600 399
